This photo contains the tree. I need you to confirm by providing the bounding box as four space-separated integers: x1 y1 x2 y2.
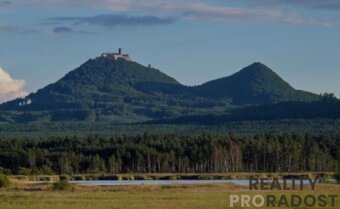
321 93 338 102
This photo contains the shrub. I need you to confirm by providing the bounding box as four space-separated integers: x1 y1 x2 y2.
16 167 31 175
59 175 70 181
0 175 11 188
214 175 224 180
74 175 86 181
225 174 237 180
198 175 214 180
0 167 11 175
158 175 172 180
52 179 73 191
169 175 178 180
41 166 55 175
150 175 159 180
98 175 120 180
268 173 280 179
335 166 340 184
180 175 199 180
122 175 134 180
134 175 147 180
39 176 52 182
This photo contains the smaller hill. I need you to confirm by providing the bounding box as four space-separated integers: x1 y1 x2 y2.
196 62 318 105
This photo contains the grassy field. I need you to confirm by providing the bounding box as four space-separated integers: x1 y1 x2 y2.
0 180 339 209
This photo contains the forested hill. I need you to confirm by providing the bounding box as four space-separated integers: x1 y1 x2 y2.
195 62 318 105
0 57 181 111
0 54 320 123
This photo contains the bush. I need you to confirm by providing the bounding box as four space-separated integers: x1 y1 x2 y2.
0 175 11 188
52 179 73 191
150 175 159 180
158 175 178 180
98 175 120 180
134 175 147 180
59 175 70 181
16 167 31 175
198 175 214 180
225 174 237 180
74 175 86 181
0 167 12 175
41 166 55 175
39 176 52 182
335 166 340 184
180 175 199 180
122 175 134 180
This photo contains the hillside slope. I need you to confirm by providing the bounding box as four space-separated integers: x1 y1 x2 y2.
149 96 340 125
0 56 320 123
0 56 226 123
196 62 318 105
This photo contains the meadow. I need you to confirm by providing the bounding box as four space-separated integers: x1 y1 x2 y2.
0 180 338 209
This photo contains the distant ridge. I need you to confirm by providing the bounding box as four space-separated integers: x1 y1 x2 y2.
148 98 340 125
0 51 320 123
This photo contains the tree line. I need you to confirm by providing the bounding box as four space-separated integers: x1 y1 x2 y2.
0 133 338 175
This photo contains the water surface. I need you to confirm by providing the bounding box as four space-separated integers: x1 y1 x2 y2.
69 179 313 186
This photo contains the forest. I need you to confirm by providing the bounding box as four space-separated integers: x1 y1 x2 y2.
0 133 338 175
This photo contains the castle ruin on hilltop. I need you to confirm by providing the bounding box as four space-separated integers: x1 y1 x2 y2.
101 48 131 61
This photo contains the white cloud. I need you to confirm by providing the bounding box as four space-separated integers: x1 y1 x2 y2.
0 68 28 103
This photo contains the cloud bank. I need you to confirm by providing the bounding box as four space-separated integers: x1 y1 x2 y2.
49 14 176 29
0 68 28 103
175 3 330 26
243 0 340 10
6 0 332 27
51 26 91 34
53 26 73 33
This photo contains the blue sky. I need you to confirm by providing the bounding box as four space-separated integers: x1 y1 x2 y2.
0 0 340 102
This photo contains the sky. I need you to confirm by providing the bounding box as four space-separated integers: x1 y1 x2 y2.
0 0 340 102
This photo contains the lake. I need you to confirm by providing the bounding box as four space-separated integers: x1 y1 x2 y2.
70 180 249 186
68 179 314 186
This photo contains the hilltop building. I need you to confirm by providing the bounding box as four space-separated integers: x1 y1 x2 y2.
101 48 131 61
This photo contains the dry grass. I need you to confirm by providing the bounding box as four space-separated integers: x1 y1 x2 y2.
0 181 338 209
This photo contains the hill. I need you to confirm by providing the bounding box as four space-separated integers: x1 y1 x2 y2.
0 55 227 123
0 53 320 123
195 62 318 105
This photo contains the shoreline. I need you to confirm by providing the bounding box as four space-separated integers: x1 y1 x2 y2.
8 172 335 182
